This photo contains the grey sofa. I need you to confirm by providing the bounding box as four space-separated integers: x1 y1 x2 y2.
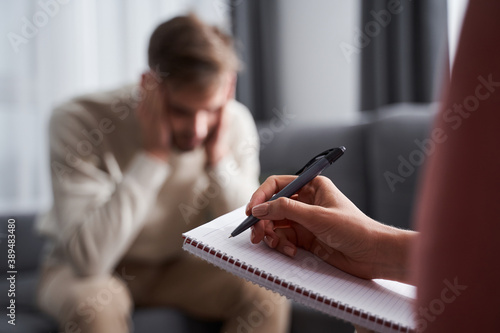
0 103 434 333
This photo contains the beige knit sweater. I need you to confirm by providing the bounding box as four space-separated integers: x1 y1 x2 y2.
38 85 260 276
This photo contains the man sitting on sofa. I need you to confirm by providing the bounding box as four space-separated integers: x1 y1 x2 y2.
36 14 289 333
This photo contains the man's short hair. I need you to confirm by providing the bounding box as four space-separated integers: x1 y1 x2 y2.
148 13 239 90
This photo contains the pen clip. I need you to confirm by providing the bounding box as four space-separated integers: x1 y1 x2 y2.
295 148 337 175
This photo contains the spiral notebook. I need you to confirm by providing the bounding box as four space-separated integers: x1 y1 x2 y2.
182 206 416 333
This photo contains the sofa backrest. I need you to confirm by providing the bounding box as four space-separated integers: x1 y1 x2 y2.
259 121 370 214
366 106 435 229
259 103 435 231
366 105 434 229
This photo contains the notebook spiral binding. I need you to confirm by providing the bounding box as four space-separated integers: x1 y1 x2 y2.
182 236 414 333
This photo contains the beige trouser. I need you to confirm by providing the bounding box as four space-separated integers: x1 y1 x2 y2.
37 253 290 333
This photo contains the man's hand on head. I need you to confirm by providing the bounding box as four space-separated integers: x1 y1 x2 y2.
204 103 230 168
137 71 171 162
204 73 235 169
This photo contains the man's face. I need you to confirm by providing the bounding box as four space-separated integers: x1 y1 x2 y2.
163 73 234 151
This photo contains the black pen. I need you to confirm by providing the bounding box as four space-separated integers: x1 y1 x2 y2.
229 146 346 238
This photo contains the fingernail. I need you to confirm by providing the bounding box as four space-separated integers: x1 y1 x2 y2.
284 246 295 257
264 236 275 248
252 203 268 217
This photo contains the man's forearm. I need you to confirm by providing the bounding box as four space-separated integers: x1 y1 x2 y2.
56 152 169 276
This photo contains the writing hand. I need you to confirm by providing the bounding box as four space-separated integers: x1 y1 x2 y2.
246 175 415 282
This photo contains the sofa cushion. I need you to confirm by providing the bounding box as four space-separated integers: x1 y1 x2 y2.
132 308 222 333
365 104 436 229
0 307 224 333
290 302 353 333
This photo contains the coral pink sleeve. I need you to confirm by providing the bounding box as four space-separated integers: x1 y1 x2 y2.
412 2 500 332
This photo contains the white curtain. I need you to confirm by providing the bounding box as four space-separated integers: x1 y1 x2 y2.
0 0 230 214
447 0 468 69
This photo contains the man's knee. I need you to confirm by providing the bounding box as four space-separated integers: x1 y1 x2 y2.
248 284 290 316
228 282 291 333
60 276 132 331
236 282 290 318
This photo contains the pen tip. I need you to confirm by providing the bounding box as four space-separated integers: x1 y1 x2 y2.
228 235 233 239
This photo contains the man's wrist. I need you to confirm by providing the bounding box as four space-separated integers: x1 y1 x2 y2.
145 149 169 163
205 153 240 185
125 152 170 190
205 147 229 169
